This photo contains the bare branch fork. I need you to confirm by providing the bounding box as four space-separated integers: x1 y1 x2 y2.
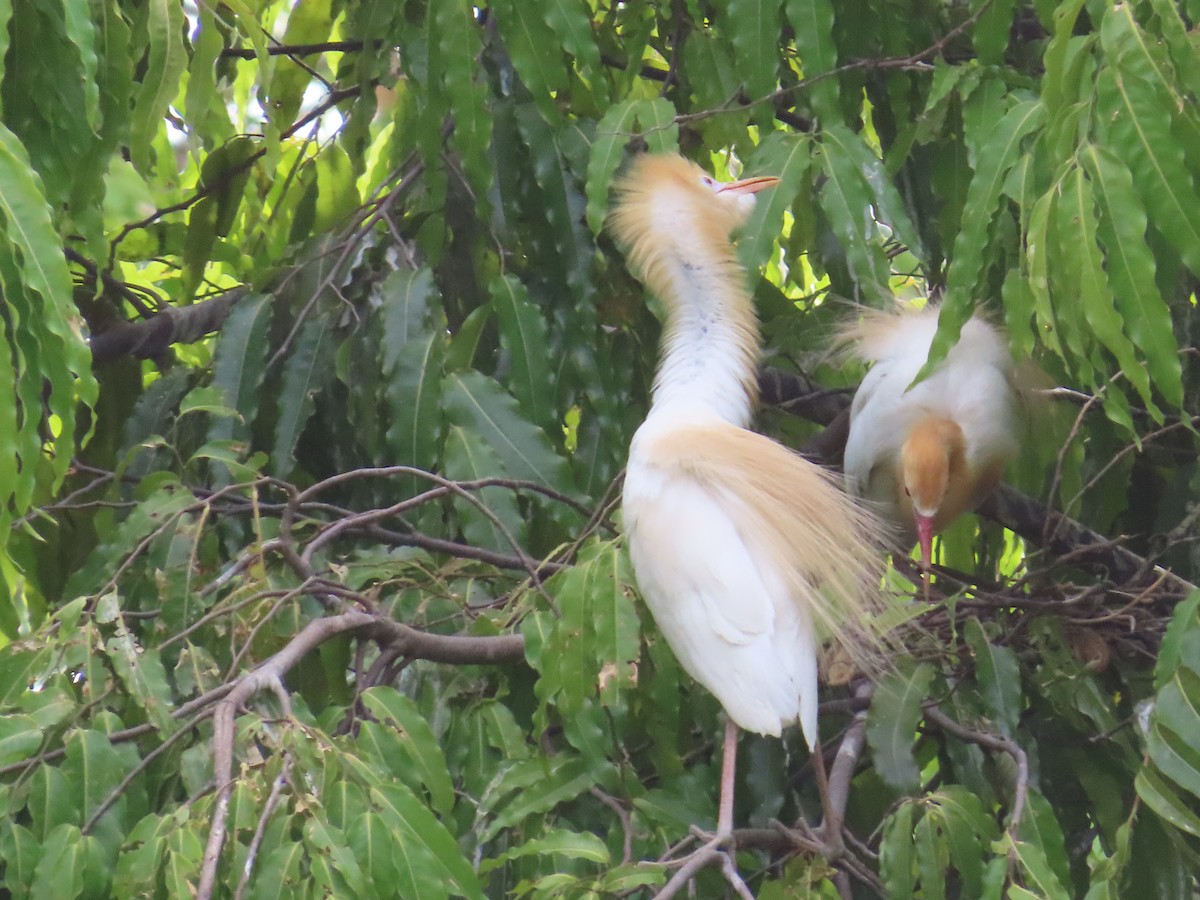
195 610 526 900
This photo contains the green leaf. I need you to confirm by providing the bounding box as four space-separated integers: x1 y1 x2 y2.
822 123 926 262
250 843 305 900
1136 766 1200 837
1156 591 1200 690
491 275 555 432
378 268 447 484
866 662 934 792
543 0 605 100
442 425 527 553
965 619 1022 738
29 824 85 900
130 0 185 172
1080 145 1183 409
492 0 569 120
270 310 335 478
818 136 891 303
0 823 43 896
0 715 43 767
633 98 679 155
974 0 1017 65
1017 789 1072 895
302 819 367 897
481 827 610 871
477 755 598 842
785 0 839 120
931 100 1043 373
914 810 948 900
1096 65 1200 278
360 688 457 820
738 132 811 274
209 293 273 443
724 0 782 103
443 371 574 492
102 630 176 736
587 100 641 233
880 802 916 900
371 783 485 900
1057 166 1157 414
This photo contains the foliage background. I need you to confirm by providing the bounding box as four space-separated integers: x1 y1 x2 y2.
1 0 1199 896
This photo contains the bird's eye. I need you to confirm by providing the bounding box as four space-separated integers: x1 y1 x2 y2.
700 175 716 189
903 486 911 497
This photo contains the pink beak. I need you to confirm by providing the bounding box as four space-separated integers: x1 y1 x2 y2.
716 175 780 196
915 513 935 571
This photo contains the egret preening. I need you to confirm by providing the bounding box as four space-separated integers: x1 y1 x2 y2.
843 305 1023 573
610 154 888 847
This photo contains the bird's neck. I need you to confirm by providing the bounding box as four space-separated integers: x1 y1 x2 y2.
648 252 760 428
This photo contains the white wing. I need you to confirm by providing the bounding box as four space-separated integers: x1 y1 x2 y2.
623 444 819 743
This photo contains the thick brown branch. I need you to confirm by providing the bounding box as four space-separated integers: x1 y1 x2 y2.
88 287 248 365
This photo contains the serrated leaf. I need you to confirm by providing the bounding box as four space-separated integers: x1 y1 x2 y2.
477 755 597 842
491 275 554 432
965 619 1022 738
1096 65 1200 278
361 687 457 820
739 132 811 274
442 425 526 553
371 783 484 900
587 100 641 233
1057 166 1157 414
880 802 916 900
785 0 839 120
818 137 891 303
443 371 574 492
270 311 335 478
931 100 1043 373
724 0 781 103
1080 144 1183 409
378 268 447 485
866 662 934 792
130 0 185 173
492 0 568 120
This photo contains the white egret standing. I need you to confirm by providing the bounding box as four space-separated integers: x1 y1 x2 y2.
611 154 888 843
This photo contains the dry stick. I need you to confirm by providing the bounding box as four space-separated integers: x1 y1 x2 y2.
233 755 295 900
591 787 635 866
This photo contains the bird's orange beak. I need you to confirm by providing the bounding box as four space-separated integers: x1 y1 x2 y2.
914 512 935 571
716 175 780 195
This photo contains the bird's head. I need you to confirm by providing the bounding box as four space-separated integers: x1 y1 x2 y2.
898 416 965 570
609 155 779 264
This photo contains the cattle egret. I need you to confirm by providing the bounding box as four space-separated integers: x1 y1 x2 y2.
610 154 888 844
843 305 1022 572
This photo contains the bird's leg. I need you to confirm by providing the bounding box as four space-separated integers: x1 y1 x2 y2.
717 717 739 837
811 742 845 855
